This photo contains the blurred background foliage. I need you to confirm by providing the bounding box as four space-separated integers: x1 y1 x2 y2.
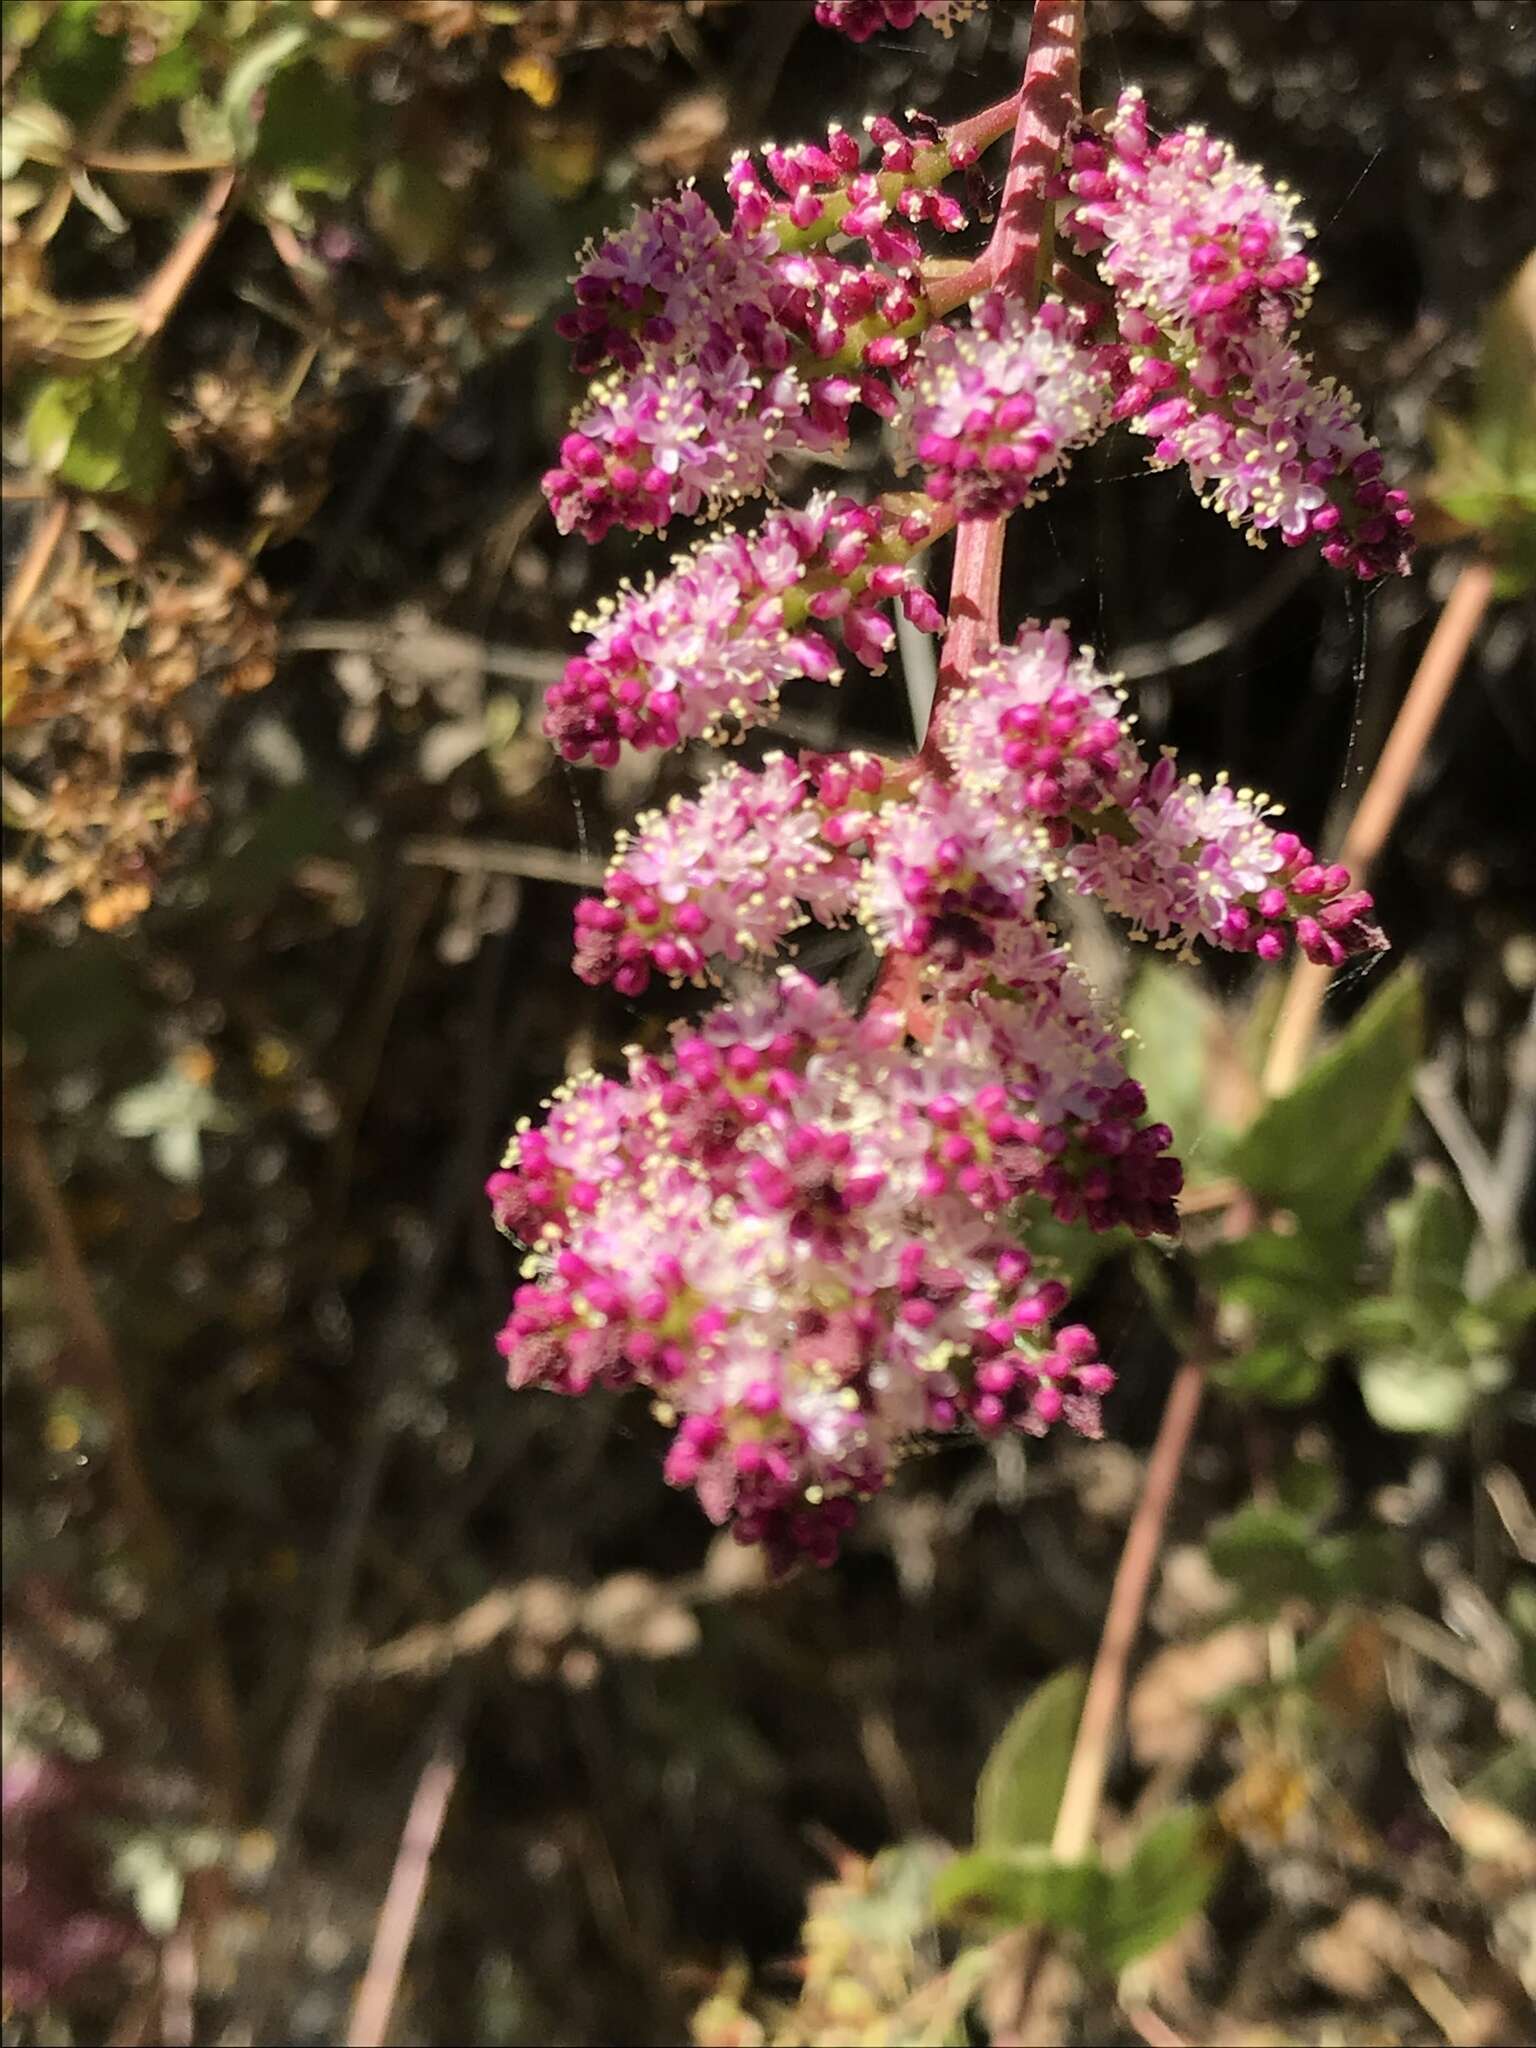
2 2 1534 2044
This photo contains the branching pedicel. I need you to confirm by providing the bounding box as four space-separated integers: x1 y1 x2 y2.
491 0 1410 1574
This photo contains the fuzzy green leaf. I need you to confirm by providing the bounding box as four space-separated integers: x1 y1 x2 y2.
252 57 363 195
932 1848 1108 1935
1229 968 1422 1227
974 1667 1087 1851
26 360 170 500
1098 1807 1225 1970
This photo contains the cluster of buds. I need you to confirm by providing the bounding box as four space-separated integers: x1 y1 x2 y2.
573 750 905 995
500 9 1414 1567
1070 756 1387 966
544 120 975 542
543 493 945 766
903 293 1115 518
574 622 1385 993
491 972 1128 1570
1061 89 1414 576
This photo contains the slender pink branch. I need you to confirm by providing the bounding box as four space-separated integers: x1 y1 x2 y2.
925 252 996 321
919 0 1084 750
346 1737 461 2048
927 516 1006 753
1051 1357 1206 1861
946 89 1026 162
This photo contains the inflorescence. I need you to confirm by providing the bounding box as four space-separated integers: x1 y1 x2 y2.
497 15 1411 1571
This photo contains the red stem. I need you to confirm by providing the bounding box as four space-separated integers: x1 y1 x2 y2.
920 0 1084 755
989 0 1083 296
869 0 1084 1050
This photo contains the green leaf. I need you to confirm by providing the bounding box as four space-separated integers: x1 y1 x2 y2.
1231 968 1422 1227
1098 1807 1225 1970
1275 1448 1339 1523
1388 1175 1474 1316
219 18 311 158
1207 1501 1400 1617
1206 1503 1330 1614
932 1847 1108 1936
974 1667 1087 1851
1342 1296 1423 1350
1423 258 1536 593
25 360 171 500
1207 1345 1326 1406
1358 1352 1474 1434
1203 1223 1359 1323
1472 255 1536 485
1471 1271 1536 1346
1199 1225 1357 1408
134 36 202 109
252 57 363 196
1462 1744 1536 1825
27 0 125 124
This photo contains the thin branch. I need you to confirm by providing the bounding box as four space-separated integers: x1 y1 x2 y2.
135 169 239 339
864 0 1082 1049
1263 557 1496 1097
81 147 233 174
2 496 72 651
1049 1357 1206 1862
346 1726 462 2048
1123 2007 1192 2048
989 0 1082 296
1412 1063 1502 1233
280 619 565 688
402 835 604 888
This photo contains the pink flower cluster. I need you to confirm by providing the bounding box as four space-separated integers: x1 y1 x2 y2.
1070 757 1387 967
490 970 1125 1571
573 751 903 995
544 122 972 542
1063 90 1414 578
502 48 1410 1568
904 293 1115 518
574 622 1385 988
543 493 945 767
533 614 1385 1557
815 0 982 38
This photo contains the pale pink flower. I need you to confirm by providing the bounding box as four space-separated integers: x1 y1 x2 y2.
544 494 944 766
905 294 1115 518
